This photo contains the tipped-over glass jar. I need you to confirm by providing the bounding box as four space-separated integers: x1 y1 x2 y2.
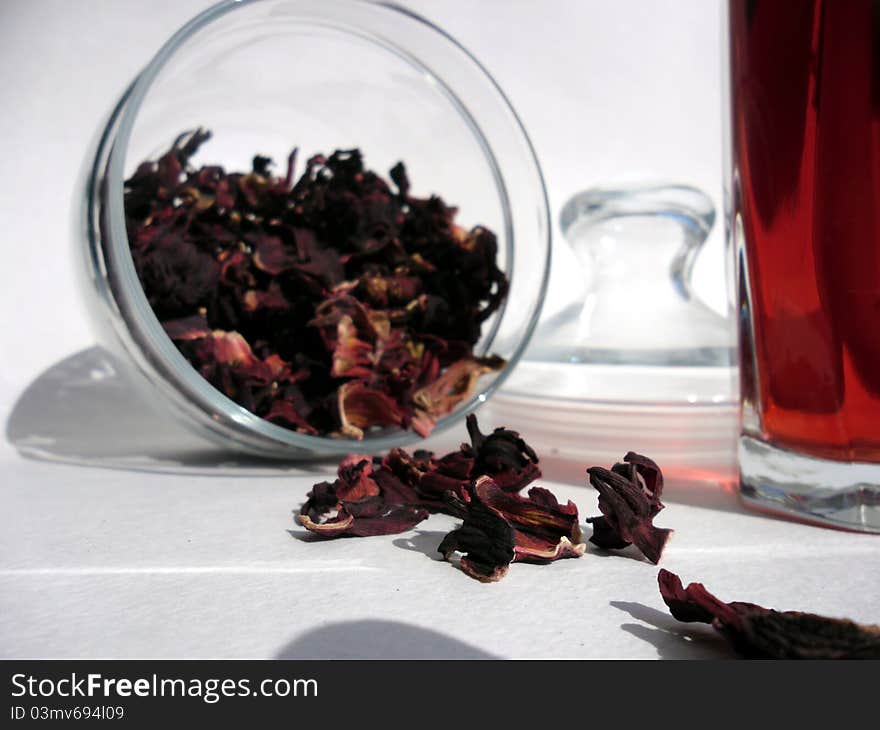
77 0 550 460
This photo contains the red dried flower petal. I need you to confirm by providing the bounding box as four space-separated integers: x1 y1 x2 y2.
339 503 430 537
338 382 405 439
464 413 541 492
376 415 541 515
297 454 428 538
439 475 585 582
658 570 880 659
438 487 515 582
478 480 584 563
264 400 317 434
412 358 501 435
210 330 260 369
586 452 673 564
252 235 294 275
331 315 375 379
162 313 211 341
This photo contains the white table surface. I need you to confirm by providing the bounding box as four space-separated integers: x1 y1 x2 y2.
2 0 878 660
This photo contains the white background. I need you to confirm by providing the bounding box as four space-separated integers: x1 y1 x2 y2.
2 1 878 660
0 0 727 402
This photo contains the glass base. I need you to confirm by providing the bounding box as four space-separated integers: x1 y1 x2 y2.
739 436 880 533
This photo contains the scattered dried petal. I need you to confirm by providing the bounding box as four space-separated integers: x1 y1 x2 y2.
464 413 541 492
438 488 515 582
658 570 880 659
297 454 429 538
382 414 542 509
439 476 585 582
586 452 673 564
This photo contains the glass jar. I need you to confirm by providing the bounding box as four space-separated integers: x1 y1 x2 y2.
77 0 550 460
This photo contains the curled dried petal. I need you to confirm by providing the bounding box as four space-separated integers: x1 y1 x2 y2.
252 236 293 275
438 489 515 583
297 454 428 538
658 570 880 659
439 476 585 582
411 358 503 436
264 400 316 434
163 313 211 341
464 413 541 492
586 452 673 564
338 382 405 439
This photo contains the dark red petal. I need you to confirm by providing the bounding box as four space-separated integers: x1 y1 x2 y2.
369 467 422 507
333 453 379 501
210 330 260 369
252 235 294 275
474 479 585 564
438 489 515 583
657 569 717 624
337 382 405 439
162 313 211 340
584 516 630 550
330 315 374 379
297 506 355 537
297 456 428 539
264 400 317 434
412 359 501 428
343 506 429 537
465 413 541 492
439 476 584 582
586 454 673 564
657 570 880 659
433 450 474 480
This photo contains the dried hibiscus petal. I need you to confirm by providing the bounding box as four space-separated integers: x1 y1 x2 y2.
586 452 672 564
381 414 542 510
338 381 406 439
658 570 880 659
410 357 501 437
438 488 515 582
439 475 585 582
464 413 541 492
297 454 428 538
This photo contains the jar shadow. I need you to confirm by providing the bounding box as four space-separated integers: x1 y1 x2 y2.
4 346 331 475
273 619 496 659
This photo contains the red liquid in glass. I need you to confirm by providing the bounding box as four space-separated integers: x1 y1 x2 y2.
731 0 880 462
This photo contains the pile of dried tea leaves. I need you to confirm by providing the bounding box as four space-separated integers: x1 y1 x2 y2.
125 129 507 438
296 416 880 659
297 414 583 582
297 414 674 582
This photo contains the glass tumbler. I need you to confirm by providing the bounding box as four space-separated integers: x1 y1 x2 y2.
728 0 880 531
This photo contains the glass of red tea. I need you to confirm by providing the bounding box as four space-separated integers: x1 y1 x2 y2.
728 0 880 531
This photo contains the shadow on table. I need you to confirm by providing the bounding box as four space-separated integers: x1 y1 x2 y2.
392 530 448 560
4 346 329 476
274 619 496 659
610 600 732 660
